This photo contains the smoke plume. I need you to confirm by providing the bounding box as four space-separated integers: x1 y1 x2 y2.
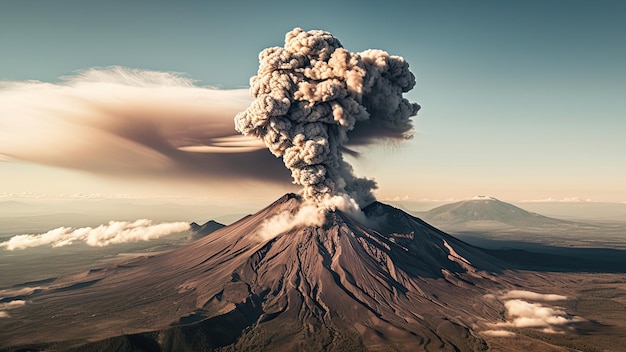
235 28 419 208
0 220 190 250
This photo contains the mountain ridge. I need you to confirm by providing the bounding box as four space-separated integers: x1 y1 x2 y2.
190 220 226 239
416 196 573 227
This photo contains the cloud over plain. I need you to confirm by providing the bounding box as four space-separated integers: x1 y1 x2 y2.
486 290 584 335
0 219 190 250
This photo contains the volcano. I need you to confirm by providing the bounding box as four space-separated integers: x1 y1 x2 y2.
1 194 519 351
418 196 569 228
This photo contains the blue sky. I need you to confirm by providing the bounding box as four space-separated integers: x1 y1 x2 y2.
1 0 625 203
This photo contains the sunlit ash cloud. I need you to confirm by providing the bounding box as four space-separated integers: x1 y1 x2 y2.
0 220 190 250
0 66 290 183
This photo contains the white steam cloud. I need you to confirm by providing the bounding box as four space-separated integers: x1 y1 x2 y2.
486 290 583 334
235 28 419 207
256 193 368 241
0 220 190 250
0 66 289 183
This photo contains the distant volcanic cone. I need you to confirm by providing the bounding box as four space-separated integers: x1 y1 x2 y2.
0 194 511 351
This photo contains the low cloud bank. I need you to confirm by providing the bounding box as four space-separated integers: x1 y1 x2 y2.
0 220 190 250
502 299 580 332
0 300 26 310
0 287 41 299
486 290 583 335
0 300 26 319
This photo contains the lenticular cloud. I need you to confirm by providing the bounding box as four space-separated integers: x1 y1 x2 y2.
0 66 289 183
0 220 191 250
235 28 420 207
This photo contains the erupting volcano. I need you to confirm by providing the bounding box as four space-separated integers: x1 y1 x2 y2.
0 29 567 352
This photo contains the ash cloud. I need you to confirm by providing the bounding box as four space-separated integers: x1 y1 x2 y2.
0 66 289 183
235 28 419 208
0 220 190 250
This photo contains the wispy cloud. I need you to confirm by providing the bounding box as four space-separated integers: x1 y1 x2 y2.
381 196 459 202
520 197 593 203
0 220 190 250
0 300 26 310
0 287 41 299
479 329 516 337
0 66 289 184
499 290 567 302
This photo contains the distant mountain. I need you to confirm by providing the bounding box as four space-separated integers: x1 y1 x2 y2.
189 220 226 239
417 196 570 228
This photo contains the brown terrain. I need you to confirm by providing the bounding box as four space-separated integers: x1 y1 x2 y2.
1 194 625 351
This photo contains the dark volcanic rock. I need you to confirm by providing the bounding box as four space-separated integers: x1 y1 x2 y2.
0 194 512 351
190 220 226 239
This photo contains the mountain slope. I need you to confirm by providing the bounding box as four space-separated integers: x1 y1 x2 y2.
418 196 570 228
0 194 515 351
